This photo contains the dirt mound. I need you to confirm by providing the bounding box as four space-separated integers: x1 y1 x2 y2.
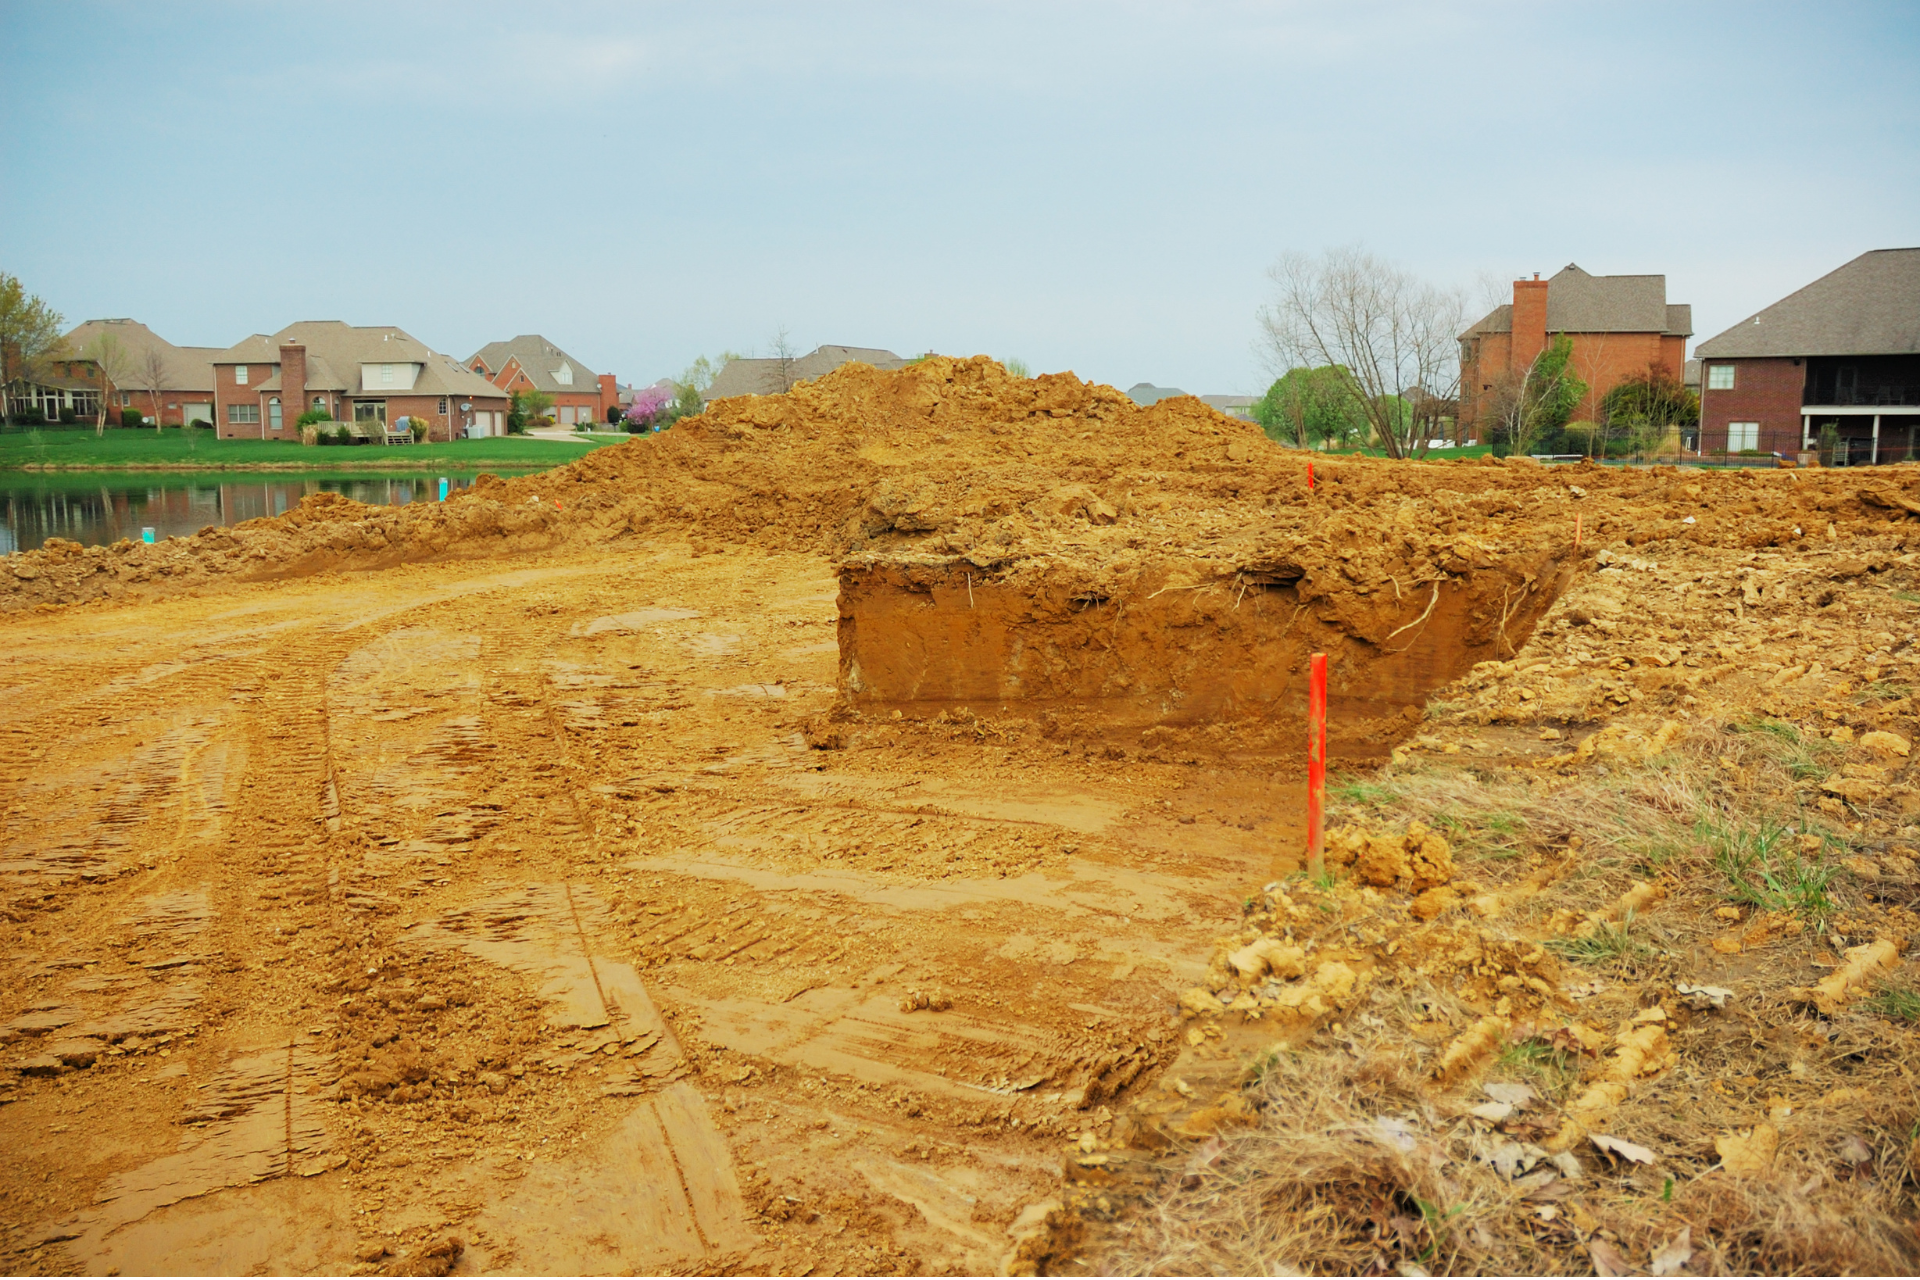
11 357 1920 621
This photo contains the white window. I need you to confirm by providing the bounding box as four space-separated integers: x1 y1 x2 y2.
380 364 394 385
235 365 249 385
1728 422 1759 451
555 362 574 386
1707 364 1735 391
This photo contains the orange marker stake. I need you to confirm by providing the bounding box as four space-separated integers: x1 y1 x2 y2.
1307 651 1327 881
1575 513 1582 550
1307 460 1315 492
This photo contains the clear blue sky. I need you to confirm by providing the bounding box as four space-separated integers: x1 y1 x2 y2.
2 2 1915 395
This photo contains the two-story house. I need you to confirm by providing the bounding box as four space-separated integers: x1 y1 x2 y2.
1459 264 1693 429
51 318 219 426
467 336 618 427
211 322 509 441
1695 248 1920 464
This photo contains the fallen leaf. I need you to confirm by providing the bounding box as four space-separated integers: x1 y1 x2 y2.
1482 1139 1529 1178
1549 1150 1585 1180
1840 1134 1873 1166
1590 1133 1658 1165
1676 982 1734 1009
1590 1239 1632 1276
1483 1081 1538 1110
1650 1225 1692 1276
1370 1115 1418 1152
1716 1123 1778 1176
1470 1101 1514 1122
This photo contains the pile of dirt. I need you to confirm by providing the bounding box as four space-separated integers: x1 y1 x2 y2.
12 357 1920 623
1068 487 1920 1273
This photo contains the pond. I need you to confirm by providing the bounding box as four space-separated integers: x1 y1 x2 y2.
0 470 545 554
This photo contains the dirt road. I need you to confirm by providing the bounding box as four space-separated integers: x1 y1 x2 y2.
1 542 1297 1275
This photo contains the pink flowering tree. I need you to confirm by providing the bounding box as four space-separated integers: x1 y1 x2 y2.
623 384 672 432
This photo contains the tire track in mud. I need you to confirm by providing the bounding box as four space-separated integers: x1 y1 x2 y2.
6 550 1288 1276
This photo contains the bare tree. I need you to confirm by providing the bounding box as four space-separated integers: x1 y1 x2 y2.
133 345 170 432
769 326 800 392
1258 247 1466 459
80 331 136 436
1477 334 1586 457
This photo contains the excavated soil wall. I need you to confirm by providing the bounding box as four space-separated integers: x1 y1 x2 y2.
838 550 1574 759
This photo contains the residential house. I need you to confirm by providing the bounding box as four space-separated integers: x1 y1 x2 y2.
467 336 618 427
1 361 102 424
211 322 509 442
2 319 218 426
68 319 222 426
1125 382 1187 406
1199 395 1256 422
1125 384 1255 420
1459 264 1693 428
703 346 910 400
1695 248 1920 464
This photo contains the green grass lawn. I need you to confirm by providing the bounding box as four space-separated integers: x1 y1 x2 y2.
1323 442 1494 461
0 426 625 470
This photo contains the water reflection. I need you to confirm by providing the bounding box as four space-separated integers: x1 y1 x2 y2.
0 471 540 553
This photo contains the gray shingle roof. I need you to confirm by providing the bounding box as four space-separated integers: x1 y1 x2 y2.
214 322 434 370
465 335 602 395
704 345 909 399
64 319 219 392
1126 383 1187 406
1693 248 1920 359
1462 265 1690 339
214 322 498 399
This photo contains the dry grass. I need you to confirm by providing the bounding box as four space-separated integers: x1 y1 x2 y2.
1102 1008 1920 1276
1098 720 1920 1276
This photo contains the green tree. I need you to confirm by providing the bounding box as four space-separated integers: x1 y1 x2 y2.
508 387 554 432
1601 364 1698 432
0 271 67 425
1483 334 1586 455
1252 365 1367 449
664 350 745 426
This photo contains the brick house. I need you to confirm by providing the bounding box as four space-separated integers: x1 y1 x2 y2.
1695 248 1920 465
467 336 618 427
1 363 102 424
1459 264 1692 429
45 319 219 426
211 322 509 442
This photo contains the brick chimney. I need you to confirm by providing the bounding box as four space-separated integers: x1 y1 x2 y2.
597 372 618 421
1511 274 1549 372
280 343 307 421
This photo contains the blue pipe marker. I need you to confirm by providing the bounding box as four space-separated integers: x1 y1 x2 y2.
439 478 449 502
141 527 155 544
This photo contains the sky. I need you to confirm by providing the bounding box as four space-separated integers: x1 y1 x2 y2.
2 1 1916 396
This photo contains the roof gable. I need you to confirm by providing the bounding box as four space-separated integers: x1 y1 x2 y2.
1544 263 1670 334
63 318 218 391
462 335 602 394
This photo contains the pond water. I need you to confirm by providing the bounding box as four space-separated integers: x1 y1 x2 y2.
0 470 543 553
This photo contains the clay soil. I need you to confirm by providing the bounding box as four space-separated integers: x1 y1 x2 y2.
3 359 1919 1275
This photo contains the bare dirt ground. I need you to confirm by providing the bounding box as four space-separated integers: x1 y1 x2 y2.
0 541 1303 1275
4 360 1920 1275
